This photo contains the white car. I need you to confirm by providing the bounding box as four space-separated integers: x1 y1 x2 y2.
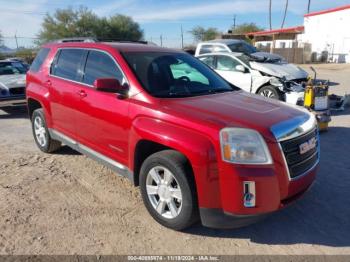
196 52 308 105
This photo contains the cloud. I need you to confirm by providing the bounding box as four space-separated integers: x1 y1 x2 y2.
132 0 272 22
94 0 137 16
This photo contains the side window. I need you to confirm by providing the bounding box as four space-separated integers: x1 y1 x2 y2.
30 48 50 72
83 50 124 86
199 45 213 55
51 49 86 81
216 56 240 71
199 56 215 69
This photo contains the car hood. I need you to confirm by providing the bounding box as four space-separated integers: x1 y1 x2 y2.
161 91 308 142
251 51 284 62
0 74 26 90
249 60 308 80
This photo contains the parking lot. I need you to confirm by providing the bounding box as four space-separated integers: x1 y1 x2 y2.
0 64 349 255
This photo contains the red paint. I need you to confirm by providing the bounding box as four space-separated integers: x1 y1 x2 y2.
26 42 317 216
304 4 350 18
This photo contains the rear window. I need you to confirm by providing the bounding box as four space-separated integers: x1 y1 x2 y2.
30 48 50 72
51 49 86 81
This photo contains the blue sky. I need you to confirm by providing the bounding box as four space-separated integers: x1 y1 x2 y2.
1 0 350 48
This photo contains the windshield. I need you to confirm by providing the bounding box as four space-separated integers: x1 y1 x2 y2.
228 42 258 55
122 52 238 98
0 62 27 75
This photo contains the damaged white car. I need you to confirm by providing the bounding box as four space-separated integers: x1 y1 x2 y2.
0 60 27 108
196 52 308 105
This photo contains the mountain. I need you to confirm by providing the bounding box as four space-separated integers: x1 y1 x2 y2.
0 45 15 54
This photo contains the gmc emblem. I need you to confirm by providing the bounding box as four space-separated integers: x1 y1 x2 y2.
299 137 317 155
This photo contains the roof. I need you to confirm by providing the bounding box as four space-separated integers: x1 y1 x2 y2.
246 26 304 36
197 52 243 57
305 4 350 18
199 39 245 45
44 41 179 53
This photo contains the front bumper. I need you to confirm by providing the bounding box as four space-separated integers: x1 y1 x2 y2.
200 208 269 229
285 91 304 105
0 96 26 107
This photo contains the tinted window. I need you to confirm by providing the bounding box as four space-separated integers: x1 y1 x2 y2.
228 42 257 54
217 56 240 71
199 45 213 55
30 48 50 72
122 52 238 98
83 50 124 85
52 49 86 81
199 56 215 68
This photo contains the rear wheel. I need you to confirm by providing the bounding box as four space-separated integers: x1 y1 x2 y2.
258 85 283 101
31 108 61 153
139 150 198 230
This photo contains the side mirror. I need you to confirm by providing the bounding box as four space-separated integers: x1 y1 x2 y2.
235 65 247 73
93 78 128 97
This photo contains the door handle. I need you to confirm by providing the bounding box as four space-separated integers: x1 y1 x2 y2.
45 80 52 86
77 90 87 98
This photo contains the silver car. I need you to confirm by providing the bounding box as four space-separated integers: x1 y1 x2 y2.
0 60 27 108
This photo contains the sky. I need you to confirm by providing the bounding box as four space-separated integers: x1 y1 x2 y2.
1 0 350 48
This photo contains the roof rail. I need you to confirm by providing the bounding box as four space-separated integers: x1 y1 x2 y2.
53 37 150 45
55 37 97 43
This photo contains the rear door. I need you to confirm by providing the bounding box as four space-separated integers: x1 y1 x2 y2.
74 49 130 165
48 48 87 138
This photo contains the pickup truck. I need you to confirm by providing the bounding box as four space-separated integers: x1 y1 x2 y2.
26 39 319 230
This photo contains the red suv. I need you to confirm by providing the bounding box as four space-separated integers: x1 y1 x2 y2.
26 39 319 230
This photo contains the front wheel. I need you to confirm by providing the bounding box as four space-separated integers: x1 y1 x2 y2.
31 108 61 153
139 150 198 230
257 85 283 101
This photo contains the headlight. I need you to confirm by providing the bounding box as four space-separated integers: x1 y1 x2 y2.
220 128 273 164
270 78 283 87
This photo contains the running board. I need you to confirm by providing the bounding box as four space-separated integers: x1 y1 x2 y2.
49 129 134 183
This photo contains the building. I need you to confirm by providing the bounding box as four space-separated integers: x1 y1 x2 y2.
237 4 350 63
301 5 350 63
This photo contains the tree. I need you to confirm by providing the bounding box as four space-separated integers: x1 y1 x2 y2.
230 23 264 34
0 30 3 46
189 26 219 42
37 6 143 44
281 0 289 28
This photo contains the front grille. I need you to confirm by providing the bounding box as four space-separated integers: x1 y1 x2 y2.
280 128 319 179
9 87 25 95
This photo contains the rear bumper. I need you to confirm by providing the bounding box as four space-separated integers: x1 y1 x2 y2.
0 96 26 107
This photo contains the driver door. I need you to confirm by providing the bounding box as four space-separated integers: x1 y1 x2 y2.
215 55 252 92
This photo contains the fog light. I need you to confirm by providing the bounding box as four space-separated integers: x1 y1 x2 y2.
243 181 256 208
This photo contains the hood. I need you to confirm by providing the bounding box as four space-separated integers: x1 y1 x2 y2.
0 74 26 90
249 61 308 80
161 91 308 142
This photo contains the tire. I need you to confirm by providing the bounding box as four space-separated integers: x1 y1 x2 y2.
257 85 284 101
139 150 198 230
31 108 61 153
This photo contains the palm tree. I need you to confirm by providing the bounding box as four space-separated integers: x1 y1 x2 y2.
281 0 289 28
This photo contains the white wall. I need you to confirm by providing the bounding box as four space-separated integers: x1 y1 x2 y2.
302 8 350 63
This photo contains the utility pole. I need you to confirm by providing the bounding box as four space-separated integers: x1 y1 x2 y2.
233 15 237 30
180 25 184 49
14 31 19 51
160 34 163 47
307 0 311 13
269 0 272 30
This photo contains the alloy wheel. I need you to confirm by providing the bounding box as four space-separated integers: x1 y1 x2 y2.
146 166 183 219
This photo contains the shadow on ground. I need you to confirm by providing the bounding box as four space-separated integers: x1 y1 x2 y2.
186 126 350 248
0 106 28 119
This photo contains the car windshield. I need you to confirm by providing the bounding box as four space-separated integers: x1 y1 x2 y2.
122 52 238 98
0 62 27 75
228 42 258 55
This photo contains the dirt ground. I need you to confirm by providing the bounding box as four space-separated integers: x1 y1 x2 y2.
0 64 349 255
